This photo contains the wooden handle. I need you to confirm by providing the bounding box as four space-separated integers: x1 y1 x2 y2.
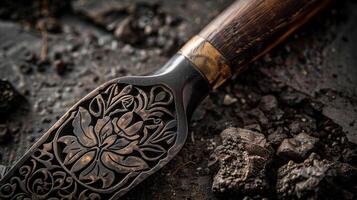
200 0 330 68
180 0 329 88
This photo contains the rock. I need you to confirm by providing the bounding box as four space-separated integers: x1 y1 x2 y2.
212 127 273 197
223 94 238 106
114 16 139 44
0 80 20 115
277 153 357 200
267 128 288 147
244 124 262 133
277 132 319 162
75 2 184 54
342 148 357 164
259 95 278 112
247 108 269 127
288 115 317 134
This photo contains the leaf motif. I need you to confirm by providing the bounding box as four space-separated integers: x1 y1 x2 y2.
102 134 117 149
154 91 166 102
123 121 143 136
94 116 113 144
117 85 133 99
138 144 166 161
117 112 133 130
107 95 135 115
71 150 95 173
165 120 177 130
109 138 130 150
121 95 134 109
149 86 173 108
148 120 176 143
167 134 176 144
140 127 149 144
79 159 115 188
145 122 164 143
135 90 148 111
149 120 176 144
151 131 176 144
58 136 89 165
101 151 148 173
72 107 97 147
109 140 138 155
147 107 175 118
107 84 119 103
111 85 132 105
89 95 105 117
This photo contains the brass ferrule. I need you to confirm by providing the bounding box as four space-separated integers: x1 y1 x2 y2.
179 35 231 89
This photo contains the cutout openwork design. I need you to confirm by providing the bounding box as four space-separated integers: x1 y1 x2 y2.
0 83 177 199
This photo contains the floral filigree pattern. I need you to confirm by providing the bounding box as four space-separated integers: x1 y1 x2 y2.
56 84 177 189
0 83 177 199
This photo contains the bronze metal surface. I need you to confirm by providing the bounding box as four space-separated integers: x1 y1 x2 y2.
0 55 209 199
179 35 232 89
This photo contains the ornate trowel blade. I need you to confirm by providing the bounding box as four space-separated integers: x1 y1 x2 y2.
0 55 209 199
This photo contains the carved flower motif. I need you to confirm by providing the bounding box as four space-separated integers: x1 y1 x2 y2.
57 84 177 189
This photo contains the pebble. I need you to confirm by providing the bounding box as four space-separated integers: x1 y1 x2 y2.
277 153 357 200
223 94 238 106
268 128 288 147
212 127 273 196
259 95 278 112
277 132 319 161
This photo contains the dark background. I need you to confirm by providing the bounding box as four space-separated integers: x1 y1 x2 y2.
0 0 356 199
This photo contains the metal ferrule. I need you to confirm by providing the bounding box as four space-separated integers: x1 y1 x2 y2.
178 35 232 89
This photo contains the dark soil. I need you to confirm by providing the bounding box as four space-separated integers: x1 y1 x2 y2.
0 0 356 199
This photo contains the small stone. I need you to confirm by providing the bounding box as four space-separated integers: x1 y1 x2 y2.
248 108 269 127
259 95 278 112
277 153 357 200
277 132 319 161
244 124 262 133
212 127 273 196
223 94 238 106
114 17 139 44
288 115 316 134
267 129 288 147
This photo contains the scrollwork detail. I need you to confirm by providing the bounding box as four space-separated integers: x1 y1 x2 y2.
0 83 177 199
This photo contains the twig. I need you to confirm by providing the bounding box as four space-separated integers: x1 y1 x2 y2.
39 23 48 62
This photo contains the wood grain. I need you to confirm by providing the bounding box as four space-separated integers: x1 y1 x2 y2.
199 0 330 72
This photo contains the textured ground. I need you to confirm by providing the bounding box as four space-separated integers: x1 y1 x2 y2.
0 0 356 199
